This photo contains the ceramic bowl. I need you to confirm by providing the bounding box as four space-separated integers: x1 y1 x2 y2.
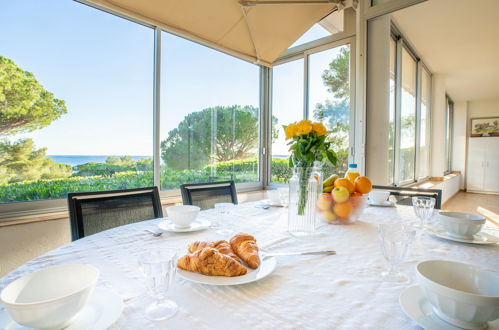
166 205 200 228
438 211 486 239
416 260 499 330
0 264 99 329
368 190 390 204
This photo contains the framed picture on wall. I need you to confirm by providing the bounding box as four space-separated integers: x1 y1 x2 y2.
470 117 499 137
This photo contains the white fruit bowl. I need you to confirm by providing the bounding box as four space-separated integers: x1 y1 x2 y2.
0 264 99 329
416 260 499 330
166 205 200 228
438 211 486 239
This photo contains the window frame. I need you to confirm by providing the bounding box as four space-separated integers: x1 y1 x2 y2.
444 95 454 174
389 26 432 186
269 36 357 188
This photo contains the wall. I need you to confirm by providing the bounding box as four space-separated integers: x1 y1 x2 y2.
467 99 499 118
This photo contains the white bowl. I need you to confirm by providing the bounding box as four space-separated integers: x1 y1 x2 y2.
416 260 499 329
0 264 99 329
369 190 390 204
166 205 200 228
438 211 486 239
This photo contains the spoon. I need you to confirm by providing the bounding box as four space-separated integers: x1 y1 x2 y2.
261 250 336 259
144 229 163 237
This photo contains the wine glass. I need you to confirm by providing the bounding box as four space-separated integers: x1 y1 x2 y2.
378 222 416 283
412 196 435 229
138 248 178 321
213 202 236 235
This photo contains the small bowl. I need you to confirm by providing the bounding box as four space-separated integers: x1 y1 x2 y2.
0 264 99 329
369 190 390 204
438 211 486 239
166 205 200 228
416 260 499 329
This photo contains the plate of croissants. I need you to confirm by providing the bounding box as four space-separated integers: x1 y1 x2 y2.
176 233 276 285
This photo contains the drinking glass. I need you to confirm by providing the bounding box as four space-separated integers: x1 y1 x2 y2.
138 248 178 321
213 202 236 235
412 196 435 229
378 223 416 283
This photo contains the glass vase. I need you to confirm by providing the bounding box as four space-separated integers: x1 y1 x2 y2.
288 164 322 237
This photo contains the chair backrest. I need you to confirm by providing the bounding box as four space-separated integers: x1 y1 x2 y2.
372 185 442 209
180 181 238 210
67 186 163 241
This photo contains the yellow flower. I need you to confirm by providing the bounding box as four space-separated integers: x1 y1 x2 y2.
284 123 297 139
295 120 313 136
312 122 327 137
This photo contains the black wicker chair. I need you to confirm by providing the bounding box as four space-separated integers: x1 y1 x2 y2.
67 186 163 241
180 181 238 210
372 185 442 209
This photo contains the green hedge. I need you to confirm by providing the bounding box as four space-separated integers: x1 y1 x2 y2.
0 156 348 203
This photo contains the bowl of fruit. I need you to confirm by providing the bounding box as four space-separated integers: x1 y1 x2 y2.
317 174 372 225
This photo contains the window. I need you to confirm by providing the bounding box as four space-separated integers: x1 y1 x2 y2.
388 31 432 186
0 0 154 204
444 96 454 173
289 10 344 48
271 59 304 183
399 47 417 183
159 32 260 190
419 69 431 179
271 43 353 183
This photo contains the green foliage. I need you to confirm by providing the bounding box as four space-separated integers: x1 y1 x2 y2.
73 157 153 177
321 47 350 99
287 130 337 168
0 138 72 184
0 56 67 135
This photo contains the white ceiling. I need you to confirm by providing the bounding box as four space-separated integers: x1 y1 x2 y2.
391 0 499 102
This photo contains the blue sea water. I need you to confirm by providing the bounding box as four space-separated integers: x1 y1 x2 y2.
48 155 151 166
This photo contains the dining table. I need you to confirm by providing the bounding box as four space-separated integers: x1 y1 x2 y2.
1 201 498 329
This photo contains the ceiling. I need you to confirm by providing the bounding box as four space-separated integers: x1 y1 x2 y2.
391 0 499 102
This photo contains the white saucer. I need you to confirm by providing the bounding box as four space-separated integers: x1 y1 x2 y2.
427 226 499 245
261 199 285 207
0 287 123 330
158 219 211 232
399 285 499 330
368 200 396 207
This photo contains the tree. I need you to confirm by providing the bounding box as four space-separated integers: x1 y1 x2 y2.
0 56 67 135
0 138 71 184
161 105 261 170
321 47 350 99
313 99 349 127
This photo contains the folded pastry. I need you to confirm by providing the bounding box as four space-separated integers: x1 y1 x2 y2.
177 247 247 277
188 240 240 263
230 233 260 269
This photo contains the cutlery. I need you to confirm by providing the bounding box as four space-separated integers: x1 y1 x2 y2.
144 229 163 237
262 250 336 259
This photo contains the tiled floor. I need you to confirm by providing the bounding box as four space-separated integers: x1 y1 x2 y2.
443 191 499 226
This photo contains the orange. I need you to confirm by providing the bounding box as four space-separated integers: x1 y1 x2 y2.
354 176 372 194
333 200 353 219
351 192 362 197
334 178 355 193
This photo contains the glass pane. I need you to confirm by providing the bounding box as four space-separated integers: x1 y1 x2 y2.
289 10 344 48
160 32 260 190
399 47 416 182
308 45 350 177
388 38 396 184
444 98 453 173
419 69 431 179
271 59 304 183
0 1 153 204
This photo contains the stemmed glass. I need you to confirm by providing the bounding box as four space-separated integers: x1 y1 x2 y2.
378 222 416 283
412 196 435 229
212 202 236 235
138 248 178 321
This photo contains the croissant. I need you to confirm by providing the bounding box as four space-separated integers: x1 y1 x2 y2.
230 233 260 269
187 240 241 263
177 247 247 277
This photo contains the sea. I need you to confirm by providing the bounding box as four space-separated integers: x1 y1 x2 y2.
48 155 151 167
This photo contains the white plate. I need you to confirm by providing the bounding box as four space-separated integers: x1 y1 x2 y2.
177 256 277 286
427 226 499 245
0 287 123 330
158 219 211 232
368 200 396 207
261 200 285 207
399 285 499 330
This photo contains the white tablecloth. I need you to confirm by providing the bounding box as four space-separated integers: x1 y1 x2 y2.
1 202 498 329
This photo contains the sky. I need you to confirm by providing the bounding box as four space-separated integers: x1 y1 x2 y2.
0 0 342 156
